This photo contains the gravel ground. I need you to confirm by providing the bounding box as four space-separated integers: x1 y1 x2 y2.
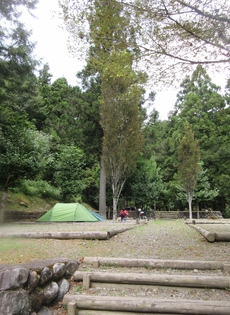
1 219 230 314
1 219 230 263
53 220 230 315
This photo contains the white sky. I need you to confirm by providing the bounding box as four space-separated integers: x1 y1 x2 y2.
22 1 83 84
22 0 227 121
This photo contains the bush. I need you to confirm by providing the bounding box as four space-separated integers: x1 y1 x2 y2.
17 180 60 199
223 206 230 218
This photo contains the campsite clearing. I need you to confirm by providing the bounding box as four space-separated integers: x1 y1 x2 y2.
1 220 230 265
1 219 230 315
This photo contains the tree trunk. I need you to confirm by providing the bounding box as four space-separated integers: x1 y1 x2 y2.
187 191 193 219
112 193 118 222
0 190 7 224
196 201 200 219
99 156 106 218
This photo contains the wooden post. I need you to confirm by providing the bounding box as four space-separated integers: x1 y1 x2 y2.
223 264 230 273
68 301 77 315
92 260 99 268
83 274 91 289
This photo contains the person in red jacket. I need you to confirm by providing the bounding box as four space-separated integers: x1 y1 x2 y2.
120 208 129 222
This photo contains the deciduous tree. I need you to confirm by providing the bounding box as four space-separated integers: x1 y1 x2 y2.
178 123 201 219
100 50 145 219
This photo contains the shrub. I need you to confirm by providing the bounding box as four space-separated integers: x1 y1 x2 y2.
17 180 60 199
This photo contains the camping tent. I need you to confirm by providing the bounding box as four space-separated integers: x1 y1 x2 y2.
89 211 106 221
37 203 99 222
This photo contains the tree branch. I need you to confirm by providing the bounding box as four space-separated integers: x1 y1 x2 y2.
177 0 230 24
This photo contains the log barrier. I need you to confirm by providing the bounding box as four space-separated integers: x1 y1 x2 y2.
73 271 230 289
0 227 133 240
83 257 226 270
63 294 230 315
0 231 110 240
188 224 230 242
189 225 216 242
76 311 178 315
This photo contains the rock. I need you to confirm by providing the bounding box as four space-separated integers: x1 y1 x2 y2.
0 268 29 290
28 270 40 293
43 281 59 305
37 306 52 315
19 201 28 207
65 260 79 277
30 288 44 312
52 263 66 281
0 289 30 315
52 278 70 304
40 267 52 286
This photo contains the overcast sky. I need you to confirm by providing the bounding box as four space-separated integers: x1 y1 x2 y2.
22 0 227 120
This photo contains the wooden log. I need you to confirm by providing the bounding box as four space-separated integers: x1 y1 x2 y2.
215 232 230 241
83 257 224 270
73 271 230 289
223 264 230 273
189 225 216 242
108 227 132 238
64 295 230 315
78 311 178 315
0 231 110 240
187 219 230 225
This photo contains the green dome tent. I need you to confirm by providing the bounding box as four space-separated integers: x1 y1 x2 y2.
37 203 99 222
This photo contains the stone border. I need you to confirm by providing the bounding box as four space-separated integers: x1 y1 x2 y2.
0 258 80 315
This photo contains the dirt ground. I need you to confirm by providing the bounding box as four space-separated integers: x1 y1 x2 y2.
1 219 230 314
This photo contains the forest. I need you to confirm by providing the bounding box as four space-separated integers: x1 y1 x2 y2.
1 0 230 223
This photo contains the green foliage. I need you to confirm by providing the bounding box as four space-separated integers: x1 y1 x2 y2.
194 163 219 205
82 163 100 208
74 72 102 159
126 156 165 209
16 180 60 199
0 126 53 190
41 77 85 145
223 205 230 219
0 3 39 123
100 51 146 213
178 123 201 218
178 123 201 192
54 145 86 202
